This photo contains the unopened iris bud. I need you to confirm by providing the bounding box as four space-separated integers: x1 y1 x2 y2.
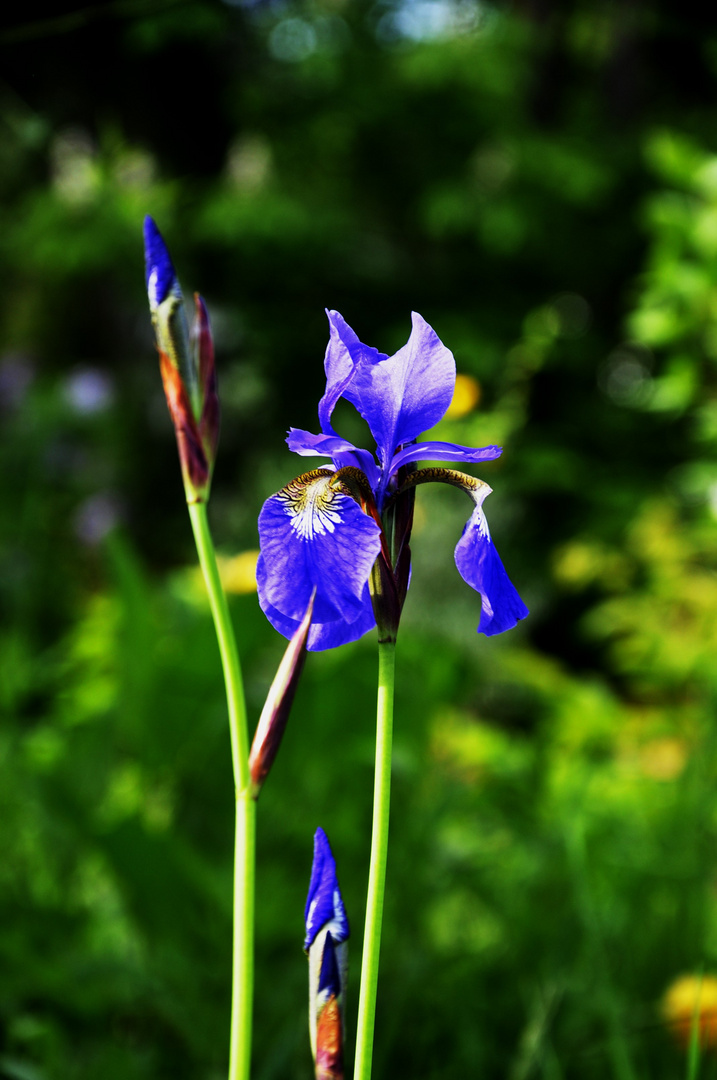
305 828 349 1080
248 589 315 798
143 216 219 503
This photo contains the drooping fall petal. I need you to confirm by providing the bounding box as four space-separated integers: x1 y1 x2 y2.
398 466 528 637
454 502 529 636
257 470 381 648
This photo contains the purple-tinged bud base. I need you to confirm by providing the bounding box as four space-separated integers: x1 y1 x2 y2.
193 294 220 471
315 995 344 1080
249 589 315 798
159 351 212 502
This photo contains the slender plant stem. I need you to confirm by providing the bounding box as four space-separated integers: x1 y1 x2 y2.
187 501 254 1080
188 502 249 790
230 790 255 1080
354 639 396 1080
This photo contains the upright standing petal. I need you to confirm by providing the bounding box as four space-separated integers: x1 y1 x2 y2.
305 829 349 1080
342 312 456 471
318 310 387 436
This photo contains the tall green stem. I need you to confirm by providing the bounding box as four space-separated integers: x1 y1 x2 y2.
354 639 396 1080
230 790 255 1080
188 502 249 790
187 501 254 1080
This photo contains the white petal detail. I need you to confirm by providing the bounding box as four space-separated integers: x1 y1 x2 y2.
277 474 344 541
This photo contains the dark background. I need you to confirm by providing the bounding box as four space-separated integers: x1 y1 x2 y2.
3 1 717 1077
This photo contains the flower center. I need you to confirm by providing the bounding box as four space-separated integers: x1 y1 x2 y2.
278 475 344 541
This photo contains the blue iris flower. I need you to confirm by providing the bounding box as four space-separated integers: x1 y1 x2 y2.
257 311 528 650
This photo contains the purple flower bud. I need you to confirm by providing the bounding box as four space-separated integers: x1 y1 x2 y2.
144 215 177 310
305 828 349 951
143 218 220 502
305 829 349 1080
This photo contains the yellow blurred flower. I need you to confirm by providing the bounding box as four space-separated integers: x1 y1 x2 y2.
445 373 481 419
662 974 717 1048
173 550 259 608
218 550 259 594
638 737 687 781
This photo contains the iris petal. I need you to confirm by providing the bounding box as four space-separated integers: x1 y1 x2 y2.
391 439 503 471
257 576 376 651
256 472 381 648
286 428 381 488
143 216 178 310
287 429 356 458
305 827 349 949
454 505 529 636
319 310 387 436
342 312 456 468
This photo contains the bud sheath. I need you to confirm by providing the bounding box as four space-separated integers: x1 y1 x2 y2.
249 589 315 798
143 217 220 502
305 829 349 1080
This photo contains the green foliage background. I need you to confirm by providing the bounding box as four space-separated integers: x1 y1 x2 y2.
3 1 717 1077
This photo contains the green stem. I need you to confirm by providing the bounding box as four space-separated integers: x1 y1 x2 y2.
230 790 255 1080
187 501 254 1080
188 502 249 790
354 639 396 1080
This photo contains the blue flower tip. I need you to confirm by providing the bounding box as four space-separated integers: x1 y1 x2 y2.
311 827 336 887
304 827 348 949
143 216 176 308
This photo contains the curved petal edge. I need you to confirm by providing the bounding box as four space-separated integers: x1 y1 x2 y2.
454 506 529 637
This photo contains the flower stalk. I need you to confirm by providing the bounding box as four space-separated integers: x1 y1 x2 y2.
145 218 254 1080
354 639 395 1080
187 501 254 1080
255 309 528 1080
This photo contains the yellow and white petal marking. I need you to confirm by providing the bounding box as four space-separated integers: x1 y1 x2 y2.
278 473 345 542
